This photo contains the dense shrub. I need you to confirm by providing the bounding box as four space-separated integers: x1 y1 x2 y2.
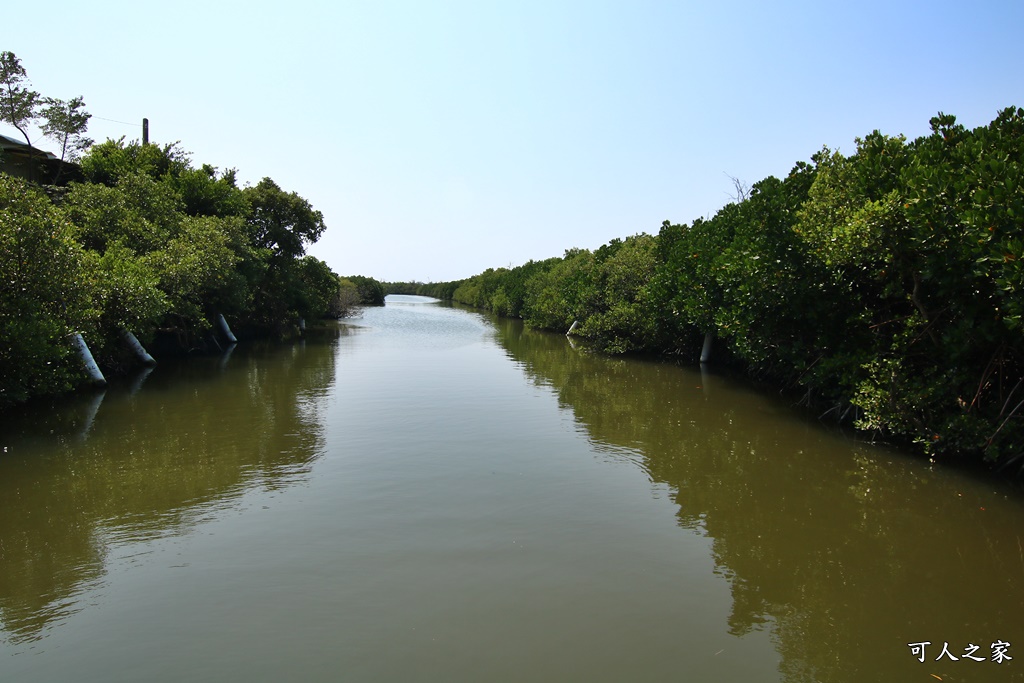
2 137 346 404
0 176 92 406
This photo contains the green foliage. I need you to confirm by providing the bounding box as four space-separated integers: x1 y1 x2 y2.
333 278 363 317
64 180 160 252
170 164 248 218
5 56 1022 471
453 267 505 309
711 173 830 382
413 279 463 300
652 211 737 347
0 175 91 406
294 256 342 320
347 275 386 306
85 241 167 350
79 138 191 187
444 108 1024 468
244 177 325 259
523 249 597 332
855 109 1024 462
497 258 560 318
577 234 659 353
0 54 342 407
415 259 561 316
384 281 422 296
63 171 185 253
39 95 93 168
144 215 244 333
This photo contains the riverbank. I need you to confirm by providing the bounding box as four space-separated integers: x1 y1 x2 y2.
1 138 386 410
390 107 1024 472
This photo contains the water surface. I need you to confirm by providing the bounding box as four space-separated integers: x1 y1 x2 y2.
1 295 1022 681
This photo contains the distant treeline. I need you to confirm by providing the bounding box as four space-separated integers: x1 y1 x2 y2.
1 138 384 409
391 108 1024 469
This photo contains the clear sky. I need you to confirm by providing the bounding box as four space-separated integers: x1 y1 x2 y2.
4 0 1021 282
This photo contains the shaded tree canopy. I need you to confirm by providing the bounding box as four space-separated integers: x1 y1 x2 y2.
244 177 326 259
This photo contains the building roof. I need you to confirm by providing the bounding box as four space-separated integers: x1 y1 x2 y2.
1 132 83 184
0 133 60 160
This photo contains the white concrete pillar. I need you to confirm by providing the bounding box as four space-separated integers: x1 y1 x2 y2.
217 314 238 344
71 333 107 386
700 331 714 364
122 330 156 366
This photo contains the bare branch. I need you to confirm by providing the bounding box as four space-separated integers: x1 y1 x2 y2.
724 172 750 204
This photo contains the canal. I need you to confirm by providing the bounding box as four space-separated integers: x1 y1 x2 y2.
1 294 1022 681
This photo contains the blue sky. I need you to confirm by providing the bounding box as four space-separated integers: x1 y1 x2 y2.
4 1 1021 282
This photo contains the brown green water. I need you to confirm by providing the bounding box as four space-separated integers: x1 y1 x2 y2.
2 294 1023 682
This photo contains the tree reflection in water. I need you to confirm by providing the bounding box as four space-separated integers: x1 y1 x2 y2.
0 328 343 644
491 313 1024 683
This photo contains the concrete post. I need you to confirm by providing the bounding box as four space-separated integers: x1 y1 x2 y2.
122 330 156 366
217 313 238 344
71 333 107 386
700 331 714 364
